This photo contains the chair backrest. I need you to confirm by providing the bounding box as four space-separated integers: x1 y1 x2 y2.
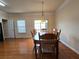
52 28 58 34
38 33 58 45
31 29 36 37
52 28 61 39
57 29 61 40
38 33 58 54
39 33 58 40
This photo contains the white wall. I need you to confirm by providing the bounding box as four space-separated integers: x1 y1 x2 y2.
0 10 8 22
56 0 79 54
7 12 56 38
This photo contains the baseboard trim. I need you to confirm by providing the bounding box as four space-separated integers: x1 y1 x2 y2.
60 40 79 55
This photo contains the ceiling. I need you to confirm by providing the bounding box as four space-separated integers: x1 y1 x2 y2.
0 0 64 13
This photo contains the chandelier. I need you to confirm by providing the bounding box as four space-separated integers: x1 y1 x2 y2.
40 0 48 23
41 0 45 20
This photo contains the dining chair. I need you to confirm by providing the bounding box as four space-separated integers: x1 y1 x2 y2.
58 29 61 36
57 29 61 40
30 29 37 51
52 28 58 34
31 29 36 37
38 33 59 59
52 28 61 39
30 29 40 59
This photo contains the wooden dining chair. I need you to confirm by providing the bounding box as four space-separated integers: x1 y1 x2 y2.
30 30 40 59
31 29 36 37
52 28 58 34
58 29 61 36
57 29 61 40
52 28 61 39
38 33 59 59
31 29 37 51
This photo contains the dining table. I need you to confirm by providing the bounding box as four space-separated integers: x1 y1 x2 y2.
33 31 59 43
33 31 59 59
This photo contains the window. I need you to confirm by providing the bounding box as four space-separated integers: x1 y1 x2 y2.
34 20 41 30
17 20 26 33
34 20 48 32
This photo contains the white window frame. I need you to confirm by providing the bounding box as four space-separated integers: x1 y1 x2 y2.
17 20 26 33
34 20 48 32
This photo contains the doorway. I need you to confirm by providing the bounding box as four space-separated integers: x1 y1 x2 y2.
0 23 3 41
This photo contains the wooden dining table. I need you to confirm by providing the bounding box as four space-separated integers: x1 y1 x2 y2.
34 31 58 43
33 31 59 59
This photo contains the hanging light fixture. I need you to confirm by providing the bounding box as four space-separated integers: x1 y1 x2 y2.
41 0 45 21
40 0 48 23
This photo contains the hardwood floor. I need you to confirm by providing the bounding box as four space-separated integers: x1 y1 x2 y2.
59 42 79 59
0 39 79 59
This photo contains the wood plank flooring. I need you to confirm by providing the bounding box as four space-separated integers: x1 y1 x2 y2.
0 39 79 59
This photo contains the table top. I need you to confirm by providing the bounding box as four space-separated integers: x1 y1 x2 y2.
34 31 57 41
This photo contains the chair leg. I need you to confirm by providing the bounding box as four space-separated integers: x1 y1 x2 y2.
56 42 59 59
34 45 38 59
39 47 43 59
41 53 43 59
40 52 43 59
